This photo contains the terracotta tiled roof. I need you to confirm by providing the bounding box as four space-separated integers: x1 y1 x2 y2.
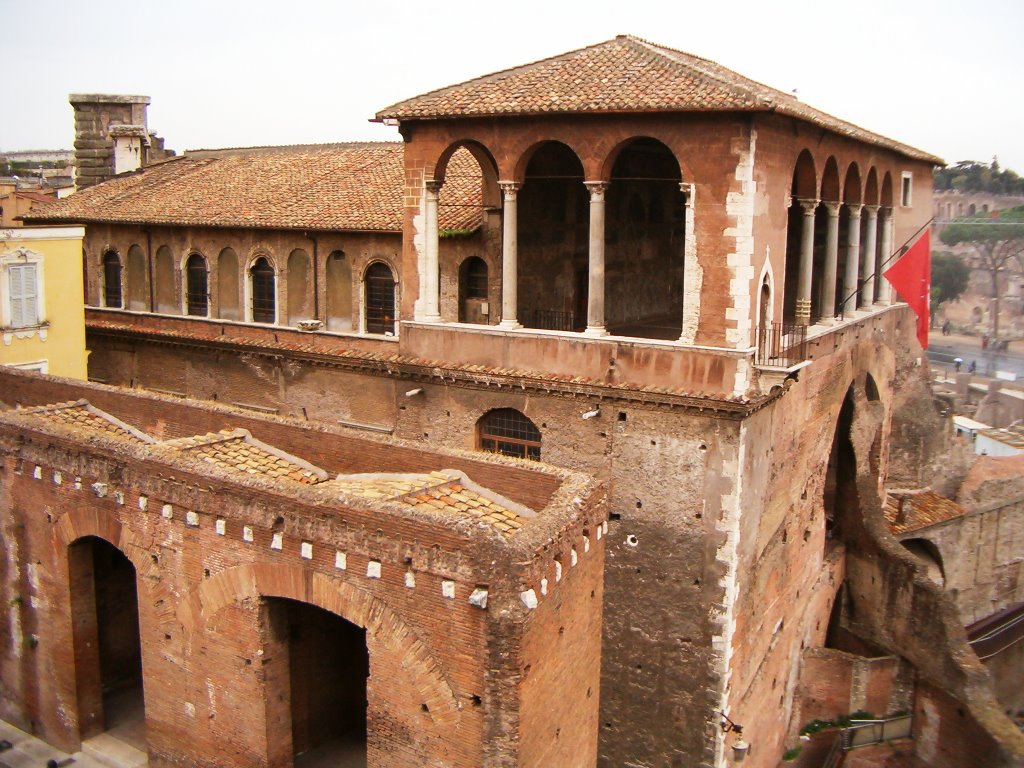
16 399 155 444
883 490 965 535
162 428 329 484
23 144 483 232
377 35 940 164
331 469 530 534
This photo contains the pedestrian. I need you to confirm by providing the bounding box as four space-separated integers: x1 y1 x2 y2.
982 334 989 350
942 320 950 336
954 357 963 372
968 360 976 374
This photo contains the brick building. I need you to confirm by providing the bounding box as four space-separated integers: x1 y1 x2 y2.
15 35 1024 767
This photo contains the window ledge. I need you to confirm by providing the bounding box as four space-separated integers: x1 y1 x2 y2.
2 322 49 345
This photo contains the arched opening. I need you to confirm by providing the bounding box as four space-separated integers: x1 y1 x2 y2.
865 373 880 402
250 257 276 324
901 538 945 585
518 141 588 331
154 245 177 314
263 597 368 766
783 150 818 323
103 251 123 308
364 262 396 335
823 385 857 544
477 408 541 460
68 537 145 748
968 203 977 216
326 249 353 331
458 256 488 323
819 158 842 317
287 249 313 325
759 274 772 329
125 245 146 311
185 253 208 316
218 248 240 320
605 137 686 339
839 164 863 314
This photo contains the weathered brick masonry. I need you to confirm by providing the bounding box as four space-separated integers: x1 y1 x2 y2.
0 370 606 767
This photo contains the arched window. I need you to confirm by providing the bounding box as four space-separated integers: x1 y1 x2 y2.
326 250 352 331
458 256 488 323
364 262 395 335
186 253 209 316
218 248 240 320
478 408 542 460
103 251 122 308
126 244 146 310
250 257 276 324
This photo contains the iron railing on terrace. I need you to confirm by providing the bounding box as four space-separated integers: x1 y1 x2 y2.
821 713 915 767
531 309 578 332
754 322 809 367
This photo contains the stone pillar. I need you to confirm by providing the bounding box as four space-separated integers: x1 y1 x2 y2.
421 180 442 323
877 207 894 305
860 205 879 309
498 181 522 329
795 198 818 325
584 181 609 336
821 201 841 322
678 182 701 344
842 204 862 316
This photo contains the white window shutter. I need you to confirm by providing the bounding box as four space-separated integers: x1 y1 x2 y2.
8 264 39 327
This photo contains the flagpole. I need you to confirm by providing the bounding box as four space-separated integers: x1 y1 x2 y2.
836 216 935 321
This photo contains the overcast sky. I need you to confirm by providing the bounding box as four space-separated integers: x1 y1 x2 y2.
2 0 1022 172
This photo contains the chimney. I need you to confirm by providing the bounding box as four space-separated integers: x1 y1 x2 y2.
69 94 150 190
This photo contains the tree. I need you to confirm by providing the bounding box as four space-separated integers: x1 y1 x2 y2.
930 253 970 319
939 206 1024 338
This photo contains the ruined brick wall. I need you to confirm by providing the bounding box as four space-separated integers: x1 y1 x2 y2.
795 649 908 725
0 382 606 767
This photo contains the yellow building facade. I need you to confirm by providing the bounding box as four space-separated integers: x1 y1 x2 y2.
0 226 87 379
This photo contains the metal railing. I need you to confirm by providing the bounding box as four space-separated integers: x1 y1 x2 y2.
821 734 845 768
532 308 577 332
754 322 809 367
842 714 913 750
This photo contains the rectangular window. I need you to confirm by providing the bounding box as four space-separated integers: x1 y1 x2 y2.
8 263 39 328
901 172 913 208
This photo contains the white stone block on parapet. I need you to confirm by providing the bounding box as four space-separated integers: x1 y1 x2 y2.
520 589 538 609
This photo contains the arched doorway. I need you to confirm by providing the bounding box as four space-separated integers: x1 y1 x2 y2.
250 256 276 324
458 256 488 323
263 597 369 766
364 262 396 335
518 141 588 331
68 536 146 748
605 137 685 339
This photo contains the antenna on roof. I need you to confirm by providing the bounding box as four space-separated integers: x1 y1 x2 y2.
791 88 800 100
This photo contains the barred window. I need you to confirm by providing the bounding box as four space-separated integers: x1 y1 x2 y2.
103 251 122 308
365 262 395 335
478 408 541 460
250 257 275 323
186 253 208 316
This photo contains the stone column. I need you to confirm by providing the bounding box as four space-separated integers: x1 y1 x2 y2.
497 181 522 329
678 182 701 344
821 202 841 322
877 207 894 305
795 198 818 325
421 179 442 323
584 181 609 336
842 204 862 316
860 205 879 309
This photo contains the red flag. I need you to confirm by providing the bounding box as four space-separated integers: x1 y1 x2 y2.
883 229 931 349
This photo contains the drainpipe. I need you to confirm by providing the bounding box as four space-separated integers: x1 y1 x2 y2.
306 231 320 321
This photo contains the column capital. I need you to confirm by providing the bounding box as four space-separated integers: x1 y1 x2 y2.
846 202 863 218
863 204 880 217
798 198 819 215
498 181 520 200
823 200 842 216
878 205 894 221
424 178 442 195
584 180 610 201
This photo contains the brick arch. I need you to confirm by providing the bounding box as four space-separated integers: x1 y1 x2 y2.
178 561 462 728
54 505 176 626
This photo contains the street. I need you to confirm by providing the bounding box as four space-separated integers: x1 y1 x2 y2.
928 334 1024 379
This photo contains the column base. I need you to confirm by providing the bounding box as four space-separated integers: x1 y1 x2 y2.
497 319 522 330
583 325 608 337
